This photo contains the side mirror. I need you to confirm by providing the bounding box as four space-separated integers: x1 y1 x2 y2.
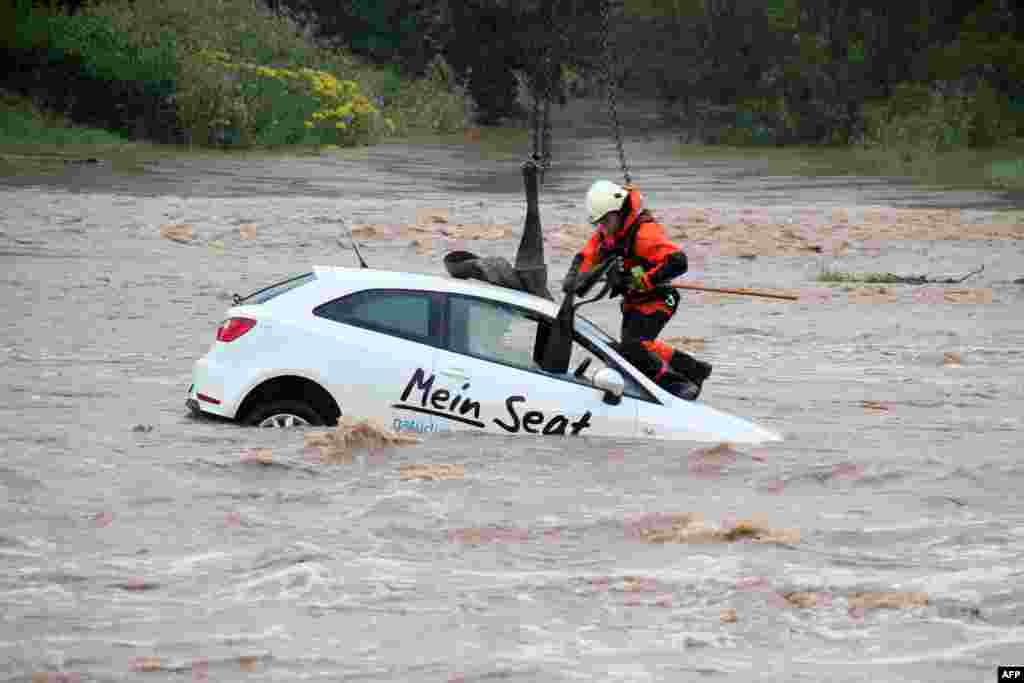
592 367 625 405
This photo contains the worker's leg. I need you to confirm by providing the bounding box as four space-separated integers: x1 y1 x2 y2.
620 299 699 400
639 292 712 389
621 295 710 399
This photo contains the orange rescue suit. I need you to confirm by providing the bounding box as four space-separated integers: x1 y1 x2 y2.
565 188 689 371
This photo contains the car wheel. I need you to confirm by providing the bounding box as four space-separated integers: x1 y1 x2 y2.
243 400 325 428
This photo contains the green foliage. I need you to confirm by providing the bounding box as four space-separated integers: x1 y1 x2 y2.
921 2 1024 85
382 56 466 135
173 50 395 147
719 126 752 146
99 0 466 145
968 81 1018 148
987 159 1024 190
863 84 961 154
672 135 1024 193
376 65 404 101
623 0 703 19
11 0 177 96
9 0 469 148
847 40 865 64
864 81 1017 153
0 89 129 147
765 0 798 30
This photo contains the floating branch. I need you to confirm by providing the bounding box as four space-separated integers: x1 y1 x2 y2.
818 265 984 285
881 265 985 285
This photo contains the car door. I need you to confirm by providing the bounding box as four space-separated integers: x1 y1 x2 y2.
307 288 445 435
419 293 638 439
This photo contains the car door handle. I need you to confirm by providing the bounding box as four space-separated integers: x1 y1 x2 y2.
440 369 469 381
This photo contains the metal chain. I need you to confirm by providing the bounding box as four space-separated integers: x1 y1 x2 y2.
530 71 542 164
528 1 558 187
599 0 631 186
538 56 554 185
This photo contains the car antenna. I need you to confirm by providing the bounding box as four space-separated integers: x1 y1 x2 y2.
339 218 369 269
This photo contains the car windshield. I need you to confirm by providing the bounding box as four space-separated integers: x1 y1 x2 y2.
575 314 618 346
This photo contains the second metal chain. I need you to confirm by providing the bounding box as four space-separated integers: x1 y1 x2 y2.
599 0 631 186
534 0 558 186
539 56 554 185
530 73 542 164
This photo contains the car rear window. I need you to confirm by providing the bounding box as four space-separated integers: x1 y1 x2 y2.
237 272 316 305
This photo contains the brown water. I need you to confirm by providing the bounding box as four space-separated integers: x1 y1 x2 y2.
2 106 1024 682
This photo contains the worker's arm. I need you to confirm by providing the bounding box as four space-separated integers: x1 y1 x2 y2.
631 222 687 289
562 233 601 295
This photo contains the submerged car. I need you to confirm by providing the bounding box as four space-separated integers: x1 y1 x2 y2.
186 266 782 444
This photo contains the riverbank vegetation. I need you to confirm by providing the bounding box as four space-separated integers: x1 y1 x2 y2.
2 0 466 150
2 0 1022 193
670 138 1024 192
0 88 128 149
631 0 1024 191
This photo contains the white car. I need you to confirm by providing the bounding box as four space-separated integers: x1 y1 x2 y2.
186 266 782 444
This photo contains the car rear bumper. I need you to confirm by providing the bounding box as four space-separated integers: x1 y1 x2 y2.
185 385 200 416
187 355 245 419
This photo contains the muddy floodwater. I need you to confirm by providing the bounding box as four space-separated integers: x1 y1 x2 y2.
3 104 1024 683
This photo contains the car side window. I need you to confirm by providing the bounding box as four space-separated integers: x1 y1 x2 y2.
315 290 432 342
446 295 653 401
448 296 538 370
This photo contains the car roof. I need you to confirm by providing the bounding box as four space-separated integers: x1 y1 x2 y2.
312 265 561 317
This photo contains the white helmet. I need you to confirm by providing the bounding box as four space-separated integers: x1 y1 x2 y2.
585 180 627 224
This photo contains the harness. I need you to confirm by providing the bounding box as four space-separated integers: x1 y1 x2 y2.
598 211 674 305
598 211 651 265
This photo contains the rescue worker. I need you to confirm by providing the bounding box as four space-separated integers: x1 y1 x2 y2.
562 180 712 400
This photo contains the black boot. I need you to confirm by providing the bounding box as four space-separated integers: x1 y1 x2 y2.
669 351 712 391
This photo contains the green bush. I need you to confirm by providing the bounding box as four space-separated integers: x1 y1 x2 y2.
968 81 1017 147
171 49 394 147
864 81 1017 154
0 89 129 147
82 0 335 70
719 125 753 146
7 0 468 148
987 159 1024 189
383 56 467 136
12 0 177 97
862 83 964 154
84 0 466 144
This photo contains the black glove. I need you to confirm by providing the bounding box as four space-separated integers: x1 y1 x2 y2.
606 264 628 298
562 253 584 295
572 268 601 297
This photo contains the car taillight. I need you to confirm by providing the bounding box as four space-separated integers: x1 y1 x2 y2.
217 317 257 342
